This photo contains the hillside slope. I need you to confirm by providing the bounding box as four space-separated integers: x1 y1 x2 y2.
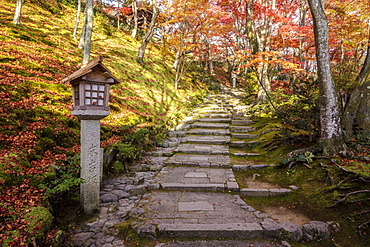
0 0 206 245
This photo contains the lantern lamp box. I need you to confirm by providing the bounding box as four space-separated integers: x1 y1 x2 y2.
62 56 120 116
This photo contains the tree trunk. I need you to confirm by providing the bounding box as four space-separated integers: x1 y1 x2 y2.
131 1 138 38
73 0 82 39
117 0 121 31
307 0 347 155
78 6 88 50
245 0 273 103
356 43 370 86
343 80 370 135
13 0 23 25
136 2 158 66
83 0 94 65
173 50 185 90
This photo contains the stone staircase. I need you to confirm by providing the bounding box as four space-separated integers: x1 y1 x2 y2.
130 87 295 244
70 86 339 247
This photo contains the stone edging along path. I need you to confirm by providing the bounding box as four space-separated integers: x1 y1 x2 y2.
70 86 340 247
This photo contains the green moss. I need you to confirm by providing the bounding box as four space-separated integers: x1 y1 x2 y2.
2 230 20 247
24 206 53 240
344 161 370 177
112 220 157 246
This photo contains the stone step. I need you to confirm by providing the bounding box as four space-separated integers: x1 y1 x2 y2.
155 240 284 247
230 152 261 157
231 119 254 125
233 116 252 120
198 110 231 114
199 105 233 111
229 140 259 148
230 126 256 133
197 118 232 123
232 164 275 171
182 135 230 145
158 223 265 239
175 144 229 155
190 122 229 129
164 154 230 167
187 128 230 136
199 113 232 118
154 167 238 192
136 192 279 240
231 133 258 139
240 188 291 197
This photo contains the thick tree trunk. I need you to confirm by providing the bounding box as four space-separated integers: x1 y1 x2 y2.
13 0 23 25
356 43 370 86
308 0 348 156
342 80 370 135
136 2 158 66
83 0 94 65
73 0 82 39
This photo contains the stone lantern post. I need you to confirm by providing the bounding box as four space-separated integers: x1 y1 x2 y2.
231 73 237 88
62 56 120 214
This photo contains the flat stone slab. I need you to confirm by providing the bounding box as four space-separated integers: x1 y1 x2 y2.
200 113 232 118
197 110 231 115
178 201 214 211
233 116 252 120
231 120 254 125
197 118 232 123
155 240 284 247
229 140 259 148
158 223 264 239
176 144 229 154
161 183 226 192
155 167 235 185
187 128 230 136
230 126 256 133
190 122 229 129
136 192 270 239
240 188 291 197
231 133 258 139
232 164 275 171
231 152 261 157
185 172 208 178
165 154 230 167
183 135 230 145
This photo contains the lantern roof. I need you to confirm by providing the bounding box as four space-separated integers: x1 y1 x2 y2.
62 56 120 85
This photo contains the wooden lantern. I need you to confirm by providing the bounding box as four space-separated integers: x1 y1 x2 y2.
62 56 120 111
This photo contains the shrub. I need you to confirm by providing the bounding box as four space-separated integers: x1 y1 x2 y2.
24 206 53 241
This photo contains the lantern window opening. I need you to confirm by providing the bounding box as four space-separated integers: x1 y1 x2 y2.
74 85 80 107
84 83 105 106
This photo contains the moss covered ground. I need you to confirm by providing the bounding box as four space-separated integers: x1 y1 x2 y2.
232 116 370 247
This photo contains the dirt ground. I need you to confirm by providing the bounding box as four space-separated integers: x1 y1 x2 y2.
242 177 312 225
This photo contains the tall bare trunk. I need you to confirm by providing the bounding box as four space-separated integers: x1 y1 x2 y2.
13 0 22 25
137 1 158 65
73 0 82 39
131 1 138 38
83 0 94 65
173 50 185 90
78 6 88 50
117 0 121 31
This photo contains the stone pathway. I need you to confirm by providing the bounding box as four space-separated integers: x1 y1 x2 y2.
70 86 339 247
